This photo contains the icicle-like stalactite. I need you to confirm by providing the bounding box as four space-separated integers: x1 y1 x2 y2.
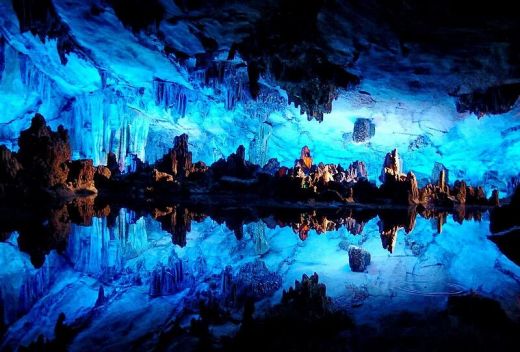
246 86 285 165
67 218 113 276
246 222 270 255
18 53 56 109
69 92 105 163
0 44 66 150
66 86 151 169
17 260 52 317
66 209 150 280
153 79 188 119
0 36 5 82
149 253 185 297
103 86 150 171
249 122 273 166
195 60 249 111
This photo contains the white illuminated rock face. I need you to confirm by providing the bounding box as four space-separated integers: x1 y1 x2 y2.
0 0 519 194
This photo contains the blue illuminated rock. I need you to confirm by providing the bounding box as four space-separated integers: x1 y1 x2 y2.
236 260 282 301
348 246 371 272
149 259 185 297
352 118 375 143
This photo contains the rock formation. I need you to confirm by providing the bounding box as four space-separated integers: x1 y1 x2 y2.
0 145 22 183
345 161 368 182
380 148 402 183
66 159 96 193
149 259 185 297
94 166 112 186
452 180 467 204
211 145 257 179
235 260 282 301
106 152 120 176
352 118 375 143
298 146 313 173
17 114 71 188
152 169 174 183
348 246 371 272
156 134 193 180
489 190 500 207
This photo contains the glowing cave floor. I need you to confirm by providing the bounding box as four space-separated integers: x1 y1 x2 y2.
1 206 519 350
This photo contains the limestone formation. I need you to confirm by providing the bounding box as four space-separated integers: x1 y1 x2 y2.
407 171 419 204
352 118 375 143
0 145 22 183
94 166 112 186
345 160 368 183
489 189 500 207
152 169 174 183
348 246 371 272
156 134 193 180
431 162 449 186
439 169 448 194
235 260 282 301
380 148 402 183
211 145 257 179
106 152 120 176
17 114 71 188
298 145 313 173
66 159 96 193
452 180 467 204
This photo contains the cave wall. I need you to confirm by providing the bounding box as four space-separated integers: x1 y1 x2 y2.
0 0 519 193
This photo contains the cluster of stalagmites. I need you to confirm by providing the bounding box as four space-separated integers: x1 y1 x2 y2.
379 148 498 207
0 114 503 208
0 114 110 199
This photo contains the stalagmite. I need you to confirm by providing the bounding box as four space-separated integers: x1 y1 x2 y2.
17 114 71 188
156 134 193 180
298 146 313 173
439 169 448 194
380 148 402 183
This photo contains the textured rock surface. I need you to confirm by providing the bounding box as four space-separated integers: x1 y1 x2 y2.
17 114 71 188
156 134 193 180
236 260 282 301
352 118 376 143
66 159 96 193
0 145 22 183
348 246 371 272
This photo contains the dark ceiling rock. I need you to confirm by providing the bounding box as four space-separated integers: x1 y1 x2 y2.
455 83 520 117
236 0 360 121
8 0 520 120
108 0 165 33
11 0 83 64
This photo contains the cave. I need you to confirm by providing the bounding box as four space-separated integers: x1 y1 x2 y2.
0 0 519 351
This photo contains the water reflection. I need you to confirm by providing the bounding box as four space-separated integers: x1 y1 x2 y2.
0 198 494 267
0 199 519 350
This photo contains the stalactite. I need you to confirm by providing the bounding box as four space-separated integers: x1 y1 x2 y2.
18 263 52 317
18 52 56 105
200 60 249 111
0 36 5 82
248 122 272 166
153 79 188 119
149 257 184 297
246 222 269 255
